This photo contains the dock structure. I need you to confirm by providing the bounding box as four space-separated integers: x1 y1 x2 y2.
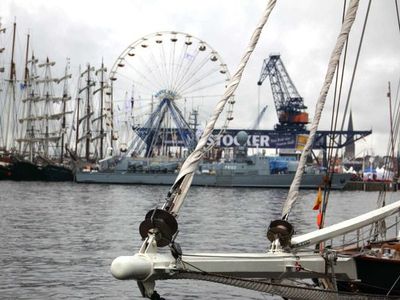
344 180 398 192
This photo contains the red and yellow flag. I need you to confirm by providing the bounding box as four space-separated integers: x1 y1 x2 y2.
316 212 323 228
312 187 322 210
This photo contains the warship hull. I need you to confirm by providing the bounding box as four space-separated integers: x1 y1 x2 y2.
75 171 351 189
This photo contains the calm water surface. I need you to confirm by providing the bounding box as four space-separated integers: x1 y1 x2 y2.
0 181 398 299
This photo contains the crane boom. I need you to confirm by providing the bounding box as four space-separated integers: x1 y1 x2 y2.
252 105 268 129
257 54 308 131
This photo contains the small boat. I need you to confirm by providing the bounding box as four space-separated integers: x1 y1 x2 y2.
337 239 400 295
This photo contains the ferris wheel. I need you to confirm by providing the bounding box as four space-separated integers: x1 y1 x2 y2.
109 31 234 158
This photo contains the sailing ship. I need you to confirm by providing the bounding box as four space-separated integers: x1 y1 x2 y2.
13 55 74 181
0 20 75 181
110 0 400 299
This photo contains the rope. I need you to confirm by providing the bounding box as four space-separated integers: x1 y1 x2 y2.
163 0 278 216
282 0 360 220
324 0 348 219
178 255 399 299
327 0 348 162
338 0 371 133
368 0 400 237
395 0 400 34
170 270 395 300
321 0 372 230
387 272 400 296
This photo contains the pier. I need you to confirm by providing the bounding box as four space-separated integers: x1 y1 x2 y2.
344 181 398 192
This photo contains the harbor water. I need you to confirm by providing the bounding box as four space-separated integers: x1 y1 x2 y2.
1 181 398 299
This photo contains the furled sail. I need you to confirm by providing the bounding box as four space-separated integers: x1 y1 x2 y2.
164 0 278 216
281 0 360 220
19 111 73 122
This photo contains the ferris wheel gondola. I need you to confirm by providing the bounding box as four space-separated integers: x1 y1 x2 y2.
108 31 234 158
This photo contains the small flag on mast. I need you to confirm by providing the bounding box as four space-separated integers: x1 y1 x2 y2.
312 187 322 210
317 212 323 228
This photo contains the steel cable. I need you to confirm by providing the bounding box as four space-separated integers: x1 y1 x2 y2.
320 0 372 232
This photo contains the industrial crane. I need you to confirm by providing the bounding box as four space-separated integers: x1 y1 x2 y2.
257 54 308 131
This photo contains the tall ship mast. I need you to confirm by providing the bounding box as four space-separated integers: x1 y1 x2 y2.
17 52 39 161
92 61 108 160
18 57 64 159
72 62 110 163
57 59 73 163
38 57 62 158
0 19 7 153
2 21 17 153
75 64 95 161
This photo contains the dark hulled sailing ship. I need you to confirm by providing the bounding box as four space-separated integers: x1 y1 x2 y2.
9 33 74 181
0 23 73 181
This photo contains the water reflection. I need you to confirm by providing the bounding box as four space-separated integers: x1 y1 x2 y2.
0 181 393 299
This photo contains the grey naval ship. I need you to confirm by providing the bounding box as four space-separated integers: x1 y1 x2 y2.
75 155 351 189
75 131 351 189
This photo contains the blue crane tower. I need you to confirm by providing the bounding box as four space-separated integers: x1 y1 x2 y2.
257 54 308 131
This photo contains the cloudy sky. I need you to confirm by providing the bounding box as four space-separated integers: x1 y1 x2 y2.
1 0 399 156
